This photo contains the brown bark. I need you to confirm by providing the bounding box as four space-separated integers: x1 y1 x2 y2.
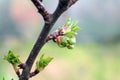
19 0 78 80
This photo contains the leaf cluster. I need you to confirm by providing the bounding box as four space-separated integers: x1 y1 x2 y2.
36 54 53 71
4 50 21 65
56 17 80 49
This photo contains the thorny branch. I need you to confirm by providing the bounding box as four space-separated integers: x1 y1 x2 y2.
19 0 78 80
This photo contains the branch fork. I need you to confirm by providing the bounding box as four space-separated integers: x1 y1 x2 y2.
4 0 78 80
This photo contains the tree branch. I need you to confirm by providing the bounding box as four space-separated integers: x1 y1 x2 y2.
69 0 78 7
19 0 78 80
31 0 51 21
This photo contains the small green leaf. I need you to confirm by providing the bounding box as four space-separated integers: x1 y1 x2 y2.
61 42 67 47
4 50 21 65
65 31 75 38
67 45 75 49
36 54 53 71
58 44 64 48
70 21 78 28
58 36 68 47
67 37 76 45
61 36 68 43
72 26 80 32
65 17 71 26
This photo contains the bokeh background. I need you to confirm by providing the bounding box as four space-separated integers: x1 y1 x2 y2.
0 0 120 80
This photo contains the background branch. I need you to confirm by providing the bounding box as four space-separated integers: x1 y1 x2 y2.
19 0 78 80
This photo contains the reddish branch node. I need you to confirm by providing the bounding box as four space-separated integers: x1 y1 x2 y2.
46 29 64 42
18 63 26 69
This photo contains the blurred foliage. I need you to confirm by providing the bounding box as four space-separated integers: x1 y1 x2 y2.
0 42 120 80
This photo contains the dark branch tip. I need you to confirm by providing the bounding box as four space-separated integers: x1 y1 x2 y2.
30 69 40 77
18 63 26 69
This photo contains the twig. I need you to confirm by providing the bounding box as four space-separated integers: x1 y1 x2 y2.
19 0 78 80
46 29 64 42
29 69 40 77
12 64 20 77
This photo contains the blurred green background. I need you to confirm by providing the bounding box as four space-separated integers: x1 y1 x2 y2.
0 0 120 80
